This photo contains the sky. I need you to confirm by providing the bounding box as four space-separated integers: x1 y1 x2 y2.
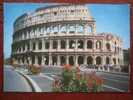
4 3 130 59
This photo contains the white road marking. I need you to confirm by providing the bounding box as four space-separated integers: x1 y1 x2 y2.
16 70 42 92
103 85 125 92
39 73 54 81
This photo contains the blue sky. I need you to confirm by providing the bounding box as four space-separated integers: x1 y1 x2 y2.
4 3 130 59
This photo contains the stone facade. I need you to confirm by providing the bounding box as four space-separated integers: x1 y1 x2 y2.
12 4 123 70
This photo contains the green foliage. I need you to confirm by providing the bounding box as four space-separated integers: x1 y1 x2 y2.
53 65 104 92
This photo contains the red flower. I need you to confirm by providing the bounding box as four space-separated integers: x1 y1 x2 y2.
63 64 71 71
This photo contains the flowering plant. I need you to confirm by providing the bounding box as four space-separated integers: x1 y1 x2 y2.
52 64 104 92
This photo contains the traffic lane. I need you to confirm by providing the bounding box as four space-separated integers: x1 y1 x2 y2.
4 67 33 92
103 78 129 92
96 72 129 82
28 75 54 92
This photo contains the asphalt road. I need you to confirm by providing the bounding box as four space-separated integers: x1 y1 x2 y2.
4 65 130 92
96 71 130 92
4 65 33 92
28 74 54 92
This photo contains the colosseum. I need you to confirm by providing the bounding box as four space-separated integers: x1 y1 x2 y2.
11 4 123 71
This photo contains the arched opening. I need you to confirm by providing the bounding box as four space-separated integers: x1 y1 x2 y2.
106 57 110 64
60 25 67 33
69 56 74 65
60 56 66 65
69 25 75 34
53 26 58 34
96 56 101 65
78 56 84 65
87 40 93 49
38 41 42 50
45 56 49 65
33 42 36 50
32 55 35 64
38 56 42 65
78 40 84 49
96 41 102 49
88 26 92 33
113 58 116 65
45 41 49 49
27 43 30 50
61 40 66 49
118 58 120 64
53 40 58 49
52 56 57 65
106 43 110 51
77 25 83 33
69 40 75 49
87 56 93 65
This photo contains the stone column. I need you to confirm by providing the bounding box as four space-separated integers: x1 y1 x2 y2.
66 55 69 64
66 24 69 34
30 40 32 51
42 39 45 50
84 39 87 50
41 55 44 65
93 40 96 50
58 24 61 34
84 24 88 34
49 40 53 50
92 23 96 34
58 40 61 50
25 43 27 52
35 41 38 50
57 55 60 66
93 56 96 65
75 55 78 66
66 39 69 50
75 39 78 50
49 54 52 65
84 55 87 65
35 55 38 65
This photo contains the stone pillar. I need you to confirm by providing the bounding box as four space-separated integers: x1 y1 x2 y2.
25 43 27 52
93 56 96 65
58 40 61 50
41 55 44 65
84 24 88 34
93 40 96 50
35 41 38 50
35 55 38 65
75 55 78 66
58 24 61 34
92 23 96 34
57 55 60 66
75 39 78 50
84 40 87 50
84 55 87 65
49 54 52 65
42 39 45 50
66 39 69 50
66 55 69 64
49 40 53 50
30 40 32 51
66 24 69 34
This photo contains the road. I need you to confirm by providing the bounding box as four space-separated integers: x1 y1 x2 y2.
96 71 130 92
28 74 54 92
4 65 130 92
4 65 33 92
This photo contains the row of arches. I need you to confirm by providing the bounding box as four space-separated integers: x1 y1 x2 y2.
18 55 119 66
13 39 113 53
